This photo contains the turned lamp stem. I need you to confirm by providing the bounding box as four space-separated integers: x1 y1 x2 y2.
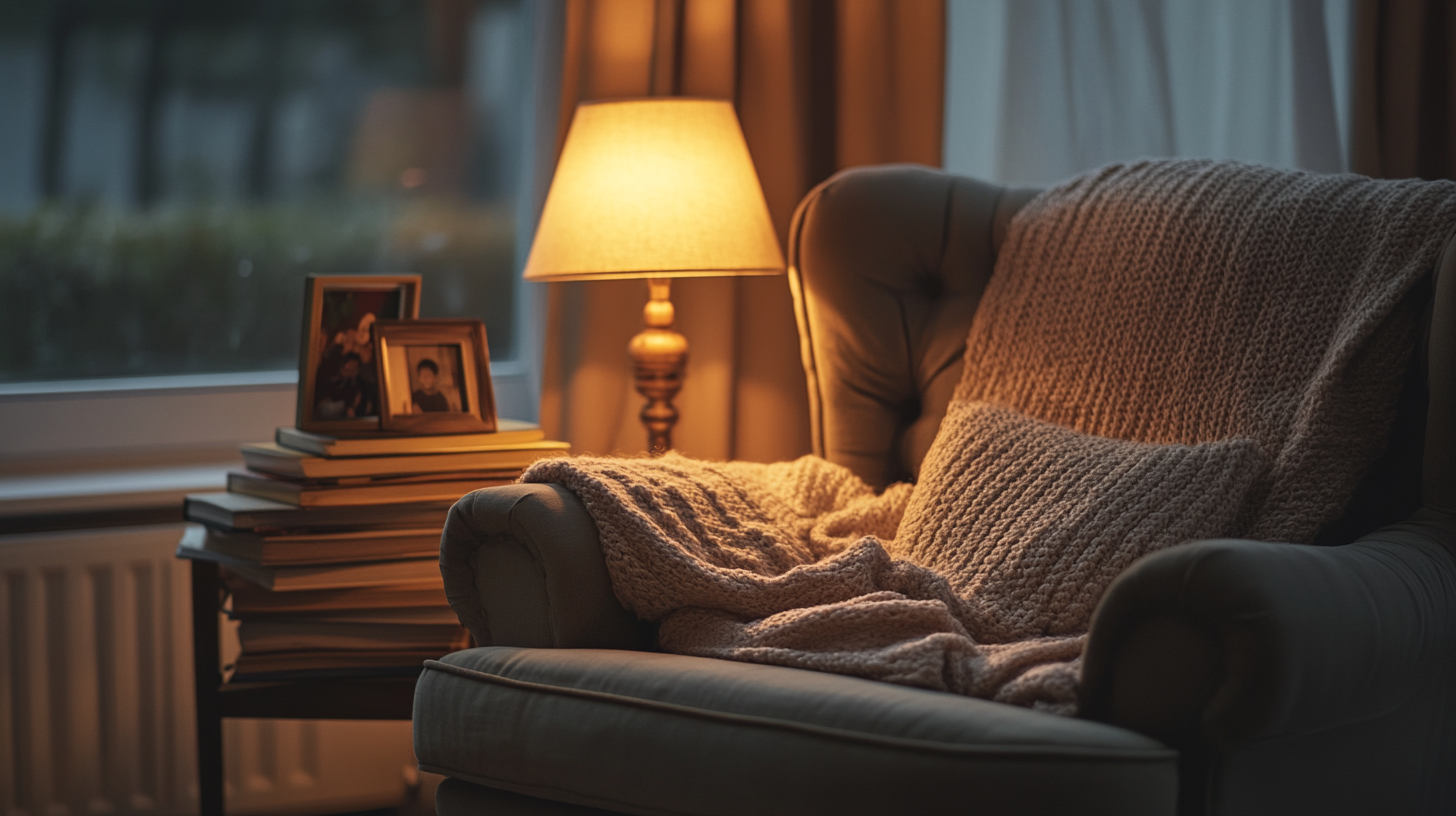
521 99 786 456
628 278 688 455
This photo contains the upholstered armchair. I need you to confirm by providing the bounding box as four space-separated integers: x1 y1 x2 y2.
412 165 1456 816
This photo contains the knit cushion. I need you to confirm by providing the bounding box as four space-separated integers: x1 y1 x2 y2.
895 401 1265 642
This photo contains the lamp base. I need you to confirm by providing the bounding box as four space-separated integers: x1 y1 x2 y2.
629 279 687 455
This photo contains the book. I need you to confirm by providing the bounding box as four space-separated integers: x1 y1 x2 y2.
178 527 441 591
184 492 453 532
226 578 449 615
237 620 470 653
226 470 515 508
229 607 462 625
229 649 441 682
240 440 569 479
201 526 441 566
276 419 544 458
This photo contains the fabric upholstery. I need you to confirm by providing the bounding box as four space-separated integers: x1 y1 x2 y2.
787 163 1038 490
1425 235 1456 514
439 483 652 651
415 647 1177 816
1081 510 1456 814
420 164 1456 816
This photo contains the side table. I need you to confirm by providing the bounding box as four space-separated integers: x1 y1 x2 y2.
191 561 418 816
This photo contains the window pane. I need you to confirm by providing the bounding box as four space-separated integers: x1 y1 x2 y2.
0 0 529 383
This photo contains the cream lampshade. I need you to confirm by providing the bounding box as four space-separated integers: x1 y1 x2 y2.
524 98 785 454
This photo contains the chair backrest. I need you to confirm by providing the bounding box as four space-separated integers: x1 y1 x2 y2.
787 164 1456 543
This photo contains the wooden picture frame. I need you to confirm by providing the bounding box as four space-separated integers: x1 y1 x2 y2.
296 275 422 434
374 319 497 434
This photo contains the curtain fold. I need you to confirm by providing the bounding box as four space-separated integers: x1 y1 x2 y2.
944 0 1352 186
1351 0 1456 180
538 0 944 461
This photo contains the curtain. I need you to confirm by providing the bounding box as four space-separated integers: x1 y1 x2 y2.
943 0 1353 186
537 0 944 462
1351 0 1456 180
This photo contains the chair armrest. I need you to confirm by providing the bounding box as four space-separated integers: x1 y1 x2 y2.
440 483 655 650
1081 508 1456 745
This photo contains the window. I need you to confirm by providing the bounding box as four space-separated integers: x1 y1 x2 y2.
0 0 536 385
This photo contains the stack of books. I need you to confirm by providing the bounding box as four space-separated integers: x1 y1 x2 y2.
177 419 568 682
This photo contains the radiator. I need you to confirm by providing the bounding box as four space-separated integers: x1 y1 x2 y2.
1 524 418 816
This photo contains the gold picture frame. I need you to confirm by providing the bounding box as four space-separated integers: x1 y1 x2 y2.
375 318 497 434
295 275 421 434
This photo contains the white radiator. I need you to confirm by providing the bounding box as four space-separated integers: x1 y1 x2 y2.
0 524 418 816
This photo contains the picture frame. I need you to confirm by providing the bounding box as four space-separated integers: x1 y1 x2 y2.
296 275 422 434
374 318 498 434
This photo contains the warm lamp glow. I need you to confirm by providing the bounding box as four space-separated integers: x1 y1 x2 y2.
524 98 784 280
525 98 782 455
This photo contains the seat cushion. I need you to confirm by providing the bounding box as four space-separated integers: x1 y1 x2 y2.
414 647 1176 816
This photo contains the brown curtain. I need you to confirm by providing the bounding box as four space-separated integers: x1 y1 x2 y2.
1351 0 1456 180
537 0 944 461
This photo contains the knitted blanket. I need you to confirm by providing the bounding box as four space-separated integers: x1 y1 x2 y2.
522 160 1456 714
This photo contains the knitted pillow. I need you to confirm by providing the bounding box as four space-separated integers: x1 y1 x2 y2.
894 401 1265 643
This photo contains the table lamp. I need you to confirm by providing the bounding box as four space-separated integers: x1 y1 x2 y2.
524 98 785 454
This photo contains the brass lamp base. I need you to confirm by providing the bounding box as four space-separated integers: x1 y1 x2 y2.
629 278 688 455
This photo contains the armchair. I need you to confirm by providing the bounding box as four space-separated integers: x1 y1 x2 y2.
413 165 1456 815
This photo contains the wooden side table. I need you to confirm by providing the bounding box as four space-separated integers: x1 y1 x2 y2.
190 561 418 816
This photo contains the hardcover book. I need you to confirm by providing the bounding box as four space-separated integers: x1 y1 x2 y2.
184 492 453 532
199 526 442 566
236 619 470 653
275 418 545 458
178 527 442 591
240 440 568 479
230 607 461 625
225 579 450 615
229 649 442 682
225 470 514 508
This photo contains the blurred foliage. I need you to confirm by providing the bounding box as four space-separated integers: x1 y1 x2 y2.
0 0 527 383
0 200 516 382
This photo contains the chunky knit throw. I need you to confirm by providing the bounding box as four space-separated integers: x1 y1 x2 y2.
522 160 1456 713
951 159 1456 545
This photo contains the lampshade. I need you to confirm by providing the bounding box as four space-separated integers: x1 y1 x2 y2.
523 98 785 281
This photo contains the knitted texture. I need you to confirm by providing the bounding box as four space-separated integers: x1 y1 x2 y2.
891 159 1456 704
519 160 1456 715
956 159 1456 543
521 452 1086 713
522 454 911 620
895 401 1265 643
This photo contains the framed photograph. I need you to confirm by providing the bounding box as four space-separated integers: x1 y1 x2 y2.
375 319 497 434
296 275 421 434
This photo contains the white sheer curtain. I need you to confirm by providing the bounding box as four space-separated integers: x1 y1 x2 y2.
944 0 1354 185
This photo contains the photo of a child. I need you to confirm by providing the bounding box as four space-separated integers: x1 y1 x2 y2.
383 343 467 415
411 358 451 412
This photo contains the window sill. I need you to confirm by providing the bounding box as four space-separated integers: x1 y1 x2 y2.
0 460 232 535
0 369 299 397
0 362 535 535
0 361 532 461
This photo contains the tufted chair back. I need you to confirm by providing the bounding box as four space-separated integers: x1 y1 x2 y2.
786 164 1456 546
786 165 1033 490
